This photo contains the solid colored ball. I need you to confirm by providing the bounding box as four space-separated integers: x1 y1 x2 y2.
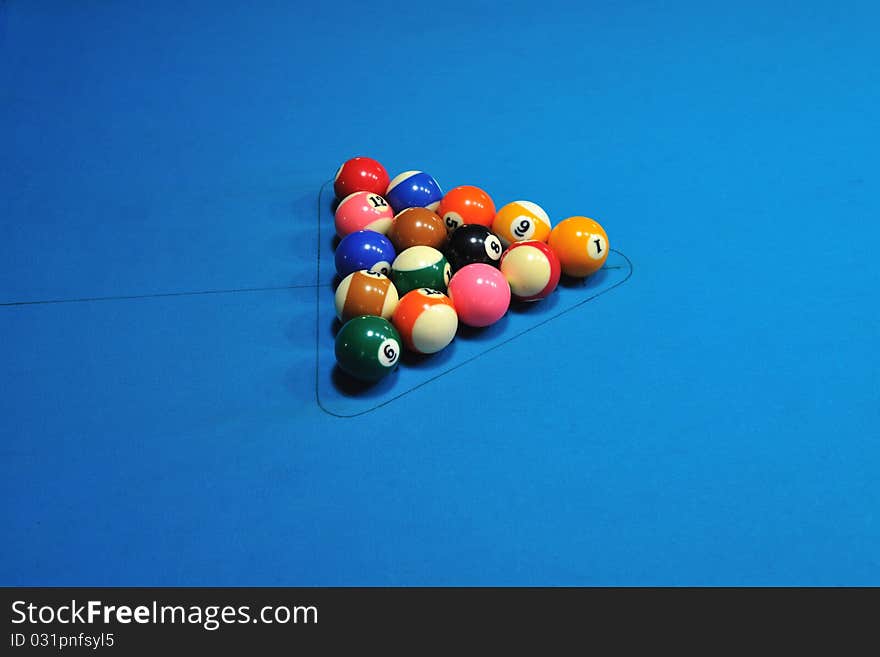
333 156 390 200
385 170 443 214
547 216 609 277
492 200 552 247
334 315 402 382
436 185 496 233
499 240 561 302
334 270 399 323
387 207 447 252
445 224 504 272
335 230 396 279
391 245 452 297
392 288 458 354
334 191 394 238
447 263 511 328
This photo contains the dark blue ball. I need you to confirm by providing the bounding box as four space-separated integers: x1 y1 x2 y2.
334 230 397 279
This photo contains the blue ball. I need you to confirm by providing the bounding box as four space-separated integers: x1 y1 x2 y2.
385 171 443 214
334 230 397 279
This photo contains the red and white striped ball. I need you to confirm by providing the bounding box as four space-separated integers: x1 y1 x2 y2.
334 191 394 238
392 288 458 354
499 240 561 302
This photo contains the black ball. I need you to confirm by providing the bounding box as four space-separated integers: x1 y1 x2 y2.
445 224 503 272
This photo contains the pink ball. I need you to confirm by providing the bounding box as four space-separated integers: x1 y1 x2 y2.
447 263 511 327
334 191 394 238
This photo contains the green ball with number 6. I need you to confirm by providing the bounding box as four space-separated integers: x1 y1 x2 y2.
335 315 402 382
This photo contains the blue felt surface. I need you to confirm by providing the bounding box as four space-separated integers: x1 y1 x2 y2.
1 0 879 585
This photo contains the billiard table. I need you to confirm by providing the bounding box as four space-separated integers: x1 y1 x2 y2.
2 0 878 586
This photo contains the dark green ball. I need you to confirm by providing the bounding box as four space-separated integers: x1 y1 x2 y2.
334 315 402 382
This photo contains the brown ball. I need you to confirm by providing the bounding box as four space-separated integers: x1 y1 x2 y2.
387 207 447 252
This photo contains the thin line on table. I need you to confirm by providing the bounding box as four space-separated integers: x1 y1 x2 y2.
0 284 326 307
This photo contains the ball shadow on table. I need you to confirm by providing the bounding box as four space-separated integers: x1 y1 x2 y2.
327 316 341 339
331 363 398 398
558 268 608 291
508 291 561 315
453 313 510 342
400 340 458 370
323 237 341 288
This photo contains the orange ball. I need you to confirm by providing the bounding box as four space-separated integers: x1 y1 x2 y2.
547 216 609 277
436 185 496 232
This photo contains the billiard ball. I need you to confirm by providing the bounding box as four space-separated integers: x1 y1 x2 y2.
386 207 447 251
335 230 396 279
547 216 609 277
334 156 390 200
492 200 552 247
444 224 503 272
499 240 561 301
385 171 443 214
392 288 458 354
391 245 452 297
334 270 399 323
436 185 495 232
334 191 394 238
447 263 511 328
335 315 402 382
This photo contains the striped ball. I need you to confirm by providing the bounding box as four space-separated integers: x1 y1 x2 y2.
385 170 443 214
334 270 399 323
491 200 552 247
392 288 458 354
391 245 452 297
499 240 561 302
334 191 394 238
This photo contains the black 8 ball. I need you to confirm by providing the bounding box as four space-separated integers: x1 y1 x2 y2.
445 224 504 272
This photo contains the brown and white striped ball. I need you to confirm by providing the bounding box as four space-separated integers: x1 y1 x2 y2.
499 240 561 302
334 270 399 323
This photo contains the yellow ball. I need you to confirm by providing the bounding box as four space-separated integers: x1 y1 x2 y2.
547 216 609 277
491 200 552 247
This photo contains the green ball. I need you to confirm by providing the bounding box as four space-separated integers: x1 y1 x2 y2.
391 246 452 297
335 315 402 382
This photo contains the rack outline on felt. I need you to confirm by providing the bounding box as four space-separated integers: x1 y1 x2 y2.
314 180 634 418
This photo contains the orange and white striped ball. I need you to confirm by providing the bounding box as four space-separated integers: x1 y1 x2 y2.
499 241 561 302
547 216 609 277
334 191 394 238
334 270 399 323
491 200 552 247
391 288 458 354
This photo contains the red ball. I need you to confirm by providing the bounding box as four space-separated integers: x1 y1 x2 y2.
334 157 390 200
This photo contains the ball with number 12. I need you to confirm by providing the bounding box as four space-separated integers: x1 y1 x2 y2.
335 191 394 238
